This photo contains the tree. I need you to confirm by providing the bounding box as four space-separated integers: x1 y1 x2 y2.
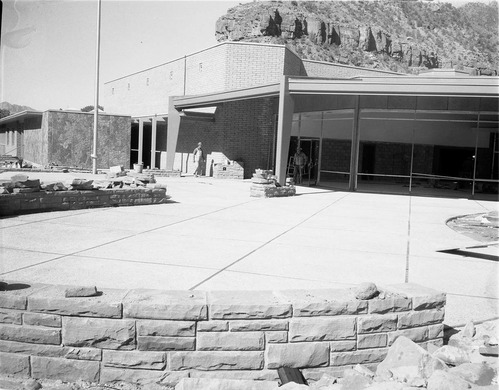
0 109 11 119
81 105 104 112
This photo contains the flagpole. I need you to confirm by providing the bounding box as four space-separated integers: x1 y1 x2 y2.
92 0 102 174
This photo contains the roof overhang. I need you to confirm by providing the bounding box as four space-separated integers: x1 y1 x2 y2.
288 76 499 98
171 76 499 111
0 110 43 126
173 83 280 110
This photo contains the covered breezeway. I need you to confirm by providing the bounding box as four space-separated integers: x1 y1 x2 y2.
166 75 499 199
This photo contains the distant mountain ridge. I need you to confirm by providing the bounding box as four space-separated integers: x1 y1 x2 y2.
215 1 498 74
0 101 37 115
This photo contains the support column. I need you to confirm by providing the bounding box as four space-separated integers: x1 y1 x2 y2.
166 97 181 172
349 95 361 191
151 116 157 169
138 119 144 165
276 76 294 185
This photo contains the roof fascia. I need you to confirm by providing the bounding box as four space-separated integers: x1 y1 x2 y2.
288 77 499 98
173 83 280 109
0 110 43 125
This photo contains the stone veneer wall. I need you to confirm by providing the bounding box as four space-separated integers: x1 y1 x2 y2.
0 188 168 216
0 283 446 387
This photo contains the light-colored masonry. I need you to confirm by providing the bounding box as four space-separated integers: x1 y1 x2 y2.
0 282 445 386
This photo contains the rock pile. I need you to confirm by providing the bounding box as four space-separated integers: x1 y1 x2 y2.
250 169 296 198
0 170 161 194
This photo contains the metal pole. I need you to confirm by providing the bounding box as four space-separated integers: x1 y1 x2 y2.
409 110 416 194
92 0 102 174
472 112 480 197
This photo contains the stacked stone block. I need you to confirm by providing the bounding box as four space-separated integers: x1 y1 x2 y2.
213 161 244 180
0 282 445 387
0 187 168 216
250 169 296 198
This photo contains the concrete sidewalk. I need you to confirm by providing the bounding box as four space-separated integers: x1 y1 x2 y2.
0 173 497 327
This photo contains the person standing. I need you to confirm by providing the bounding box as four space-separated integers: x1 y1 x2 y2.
193 142 205 177
293 147 308 184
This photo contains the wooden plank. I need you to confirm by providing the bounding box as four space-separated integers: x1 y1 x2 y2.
277 367 308 385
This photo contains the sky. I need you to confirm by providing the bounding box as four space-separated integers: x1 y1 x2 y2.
1 0 241 111
0 0 489 111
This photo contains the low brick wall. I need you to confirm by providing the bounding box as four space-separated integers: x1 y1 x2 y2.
0 282 445 387
213 162 244 180
0 188 169 216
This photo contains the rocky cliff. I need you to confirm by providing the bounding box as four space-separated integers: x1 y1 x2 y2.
215 1 498 74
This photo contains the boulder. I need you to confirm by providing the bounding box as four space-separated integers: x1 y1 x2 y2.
354 282 378 300
41 182 68 191
311 373 338 389
92 180 112 189
433 345 471 366
426 370 471 390
69 179 94 190
376 336 447 382
338 370 372 389
449 362 496 386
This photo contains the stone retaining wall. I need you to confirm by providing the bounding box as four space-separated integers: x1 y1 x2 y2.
0 187 168 216
0 282 445 387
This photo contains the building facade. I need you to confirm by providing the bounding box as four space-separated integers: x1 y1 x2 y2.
0 110 131 169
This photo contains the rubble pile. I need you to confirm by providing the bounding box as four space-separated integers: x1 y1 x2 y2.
0 167 161 194
250 169 296 198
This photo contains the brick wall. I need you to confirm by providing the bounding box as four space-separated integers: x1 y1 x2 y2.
225 43 286 90
0 188 168 216
176 97 278 179
103 42 288 116
0 283 445 387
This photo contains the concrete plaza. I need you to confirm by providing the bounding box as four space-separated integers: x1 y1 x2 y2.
0 172 497 327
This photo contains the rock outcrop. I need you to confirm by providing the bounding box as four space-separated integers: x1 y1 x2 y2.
215 1 498 74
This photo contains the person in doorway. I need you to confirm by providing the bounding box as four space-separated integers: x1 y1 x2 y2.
293 147 308 184
193 142 205 177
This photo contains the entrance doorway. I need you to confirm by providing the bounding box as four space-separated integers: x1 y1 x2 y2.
288 137 320 186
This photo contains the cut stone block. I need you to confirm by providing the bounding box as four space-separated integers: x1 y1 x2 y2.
170 351 265 371
123 289 207 320
175 377 278 390
31 356 100 383
357 314 398 333
0 324 60 345
229 320 288 332
386 283 446 311
208 290 292 320
276 289 367 317
0 310 22 325
137 319 196 337
289 316 356 342
0 351 30 376
28 285 125 318
0 340 101 361
101 367 188 387
197 331 264 351
23 312 61 328
266 342 329 369
103 350 166 370
137 336 195 351
62 317 135 350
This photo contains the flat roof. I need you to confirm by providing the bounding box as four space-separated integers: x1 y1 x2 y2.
173 76 499 109
0 110 131 126
0 110 43 126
